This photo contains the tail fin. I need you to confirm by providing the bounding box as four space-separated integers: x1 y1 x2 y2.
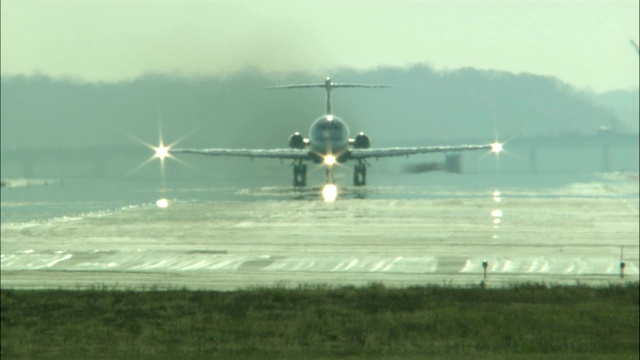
269 77 390 114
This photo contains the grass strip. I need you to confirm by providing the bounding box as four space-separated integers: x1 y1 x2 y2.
2 282 638 359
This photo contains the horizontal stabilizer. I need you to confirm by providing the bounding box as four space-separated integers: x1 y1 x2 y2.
268 83 391 89
269 77 390 114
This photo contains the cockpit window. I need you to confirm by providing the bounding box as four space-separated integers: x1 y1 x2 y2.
318 122 342 131
311 116 350 142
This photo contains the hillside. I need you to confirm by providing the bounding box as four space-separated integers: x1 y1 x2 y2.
2 66 636 152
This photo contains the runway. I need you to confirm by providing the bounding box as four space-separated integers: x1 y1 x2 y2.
2 184 638 290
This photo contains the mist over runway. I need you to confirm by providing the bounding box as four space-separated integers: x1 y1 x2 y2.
2 181 638 290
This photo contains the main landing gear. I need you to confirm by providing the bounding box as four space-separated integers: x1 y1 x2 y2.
293 160 307 187
293 160 367 187
353 160 367 186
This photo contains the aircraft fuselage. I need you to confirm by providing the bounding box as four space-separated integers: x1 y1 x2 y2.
308 115 351 163
167 77 500 190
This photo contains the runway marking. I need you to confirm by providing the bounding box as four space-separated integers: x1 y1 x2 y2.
540 260 550 273
371 260 386 272
526 259 537 273
382 257 403 272
46 254 72 268
502 260 513 272
460 260 472 272
181 260 209 271
2 251 637 277
345 259 359 271
207 259 239 270
565 261 576 273
2 197 638 288
605 264 615 274
331 261 348 272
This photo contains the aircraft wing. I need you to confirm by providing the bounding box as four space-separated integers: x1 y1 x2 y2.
348 144 493 159
171 148 311 160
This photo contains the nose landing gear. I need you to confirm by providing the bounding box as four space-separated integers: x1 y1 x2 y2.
294 159 367 187
325 166 334 185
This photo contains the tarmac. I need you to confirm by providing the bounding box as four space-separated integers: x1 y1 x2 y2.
2 187 638 290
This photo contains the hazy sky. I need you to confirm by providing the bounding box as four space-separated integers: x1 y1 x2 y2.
2 0 638 92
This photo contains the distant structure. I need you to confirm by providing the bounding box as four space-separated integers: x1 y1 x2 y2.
630 39 639 56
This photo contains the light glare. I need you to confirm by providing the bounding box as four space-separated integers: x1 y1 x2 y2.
492 190 502 203
322 184 337 202
324 155 337 166
491 142 503 153
156 198 169 208
154 145 170 159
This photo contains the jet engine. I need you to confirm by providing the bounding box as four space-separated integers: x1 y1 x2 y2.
288 132 309 149
350 132 371 149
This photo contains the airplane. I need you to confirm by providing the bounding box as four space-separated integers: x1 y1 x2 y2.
159 77 502 197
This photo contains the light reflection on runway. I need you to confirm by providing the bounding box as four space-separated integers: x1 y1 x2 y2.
1 187 639 290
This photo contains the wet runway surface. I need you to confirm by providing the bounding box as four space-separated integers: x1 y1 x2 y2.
2 184 638 290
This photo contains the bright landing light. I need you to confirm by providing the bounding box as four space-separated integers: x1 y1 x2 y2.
323 155 337 166
490 142 503 154
154 145 170 160
322 184 337 202
156 198 169 208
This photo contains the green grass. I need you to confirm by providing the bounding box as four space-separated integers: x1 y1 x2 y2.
2 282 638 359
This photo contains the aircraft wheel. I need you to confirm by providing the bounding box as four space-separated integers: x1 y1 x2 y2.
294 164 307 187
353 164 366 186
